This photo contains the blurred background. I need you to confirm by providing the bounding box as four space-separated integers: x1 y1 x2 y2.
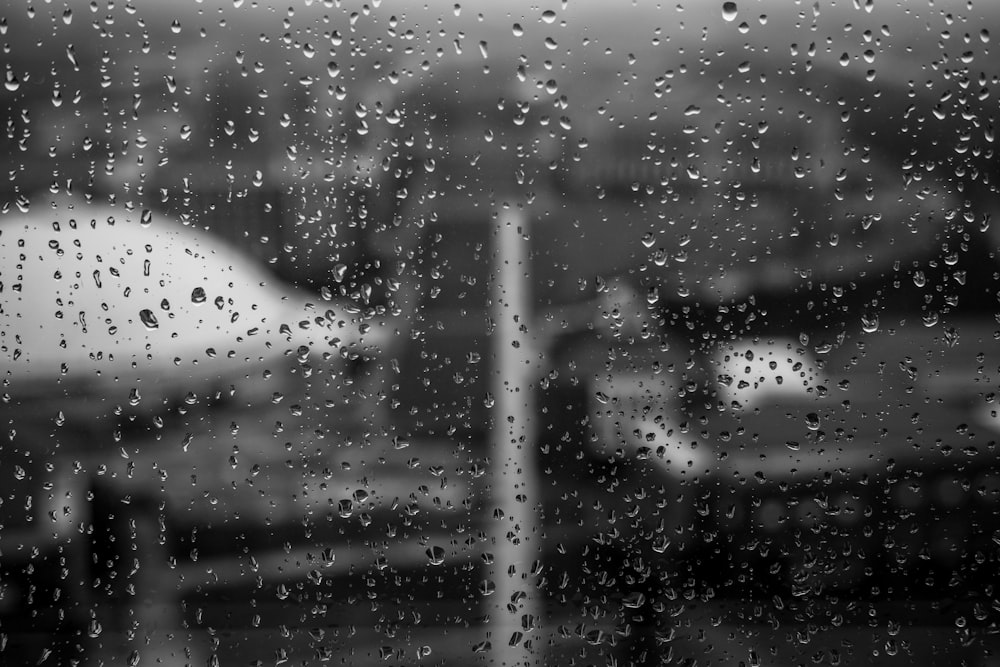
2 1 1000 665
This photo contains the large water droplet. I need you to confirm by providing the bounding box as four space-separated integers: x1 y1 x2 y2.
805 413 820 431
139 309 159 330
426 545 446 565
5 70 20 92
722 1 738 21
861 310 879 333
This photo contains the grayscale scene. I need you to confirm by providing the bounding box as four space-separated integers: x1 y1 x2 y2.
2 1 999 665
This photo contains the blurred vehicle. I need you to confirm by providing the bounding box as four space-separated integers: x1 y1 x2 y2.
0 194 388 663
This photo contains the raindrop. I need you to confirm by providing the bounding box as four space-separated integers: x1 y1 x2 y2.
541 10 557 23
338 499 353 517
722 1 738 21
622 592 645 608
426 545 446 565
4 70 20 92
139 309 159 330
191 287 206 304
140 209 152 227
805 413 820 431
861 310 879 333
512 23 524 37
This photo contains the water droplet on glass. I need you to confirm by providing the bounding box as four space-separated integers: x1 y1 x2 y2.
140 209 152 227
338 499 353 518
426 545 446 565
191 287 206 304
722 1 738 21
541 10 557 23
4 71 20 92
805 413 820 431
622 592 646 608
861 310 879 333
139 309 159 330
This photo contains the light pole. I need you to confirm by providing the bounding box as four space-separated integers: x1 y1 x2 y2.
489 203 542 665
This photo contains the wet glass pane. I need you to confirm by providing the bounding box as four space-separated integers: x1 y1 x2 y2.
1 1 999 665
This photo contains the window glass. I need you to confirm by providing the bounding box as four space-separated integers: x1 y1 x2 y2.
1 1 998 665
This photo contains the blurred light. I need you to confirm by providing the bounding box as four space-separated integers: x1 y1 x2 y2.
933 475 966 508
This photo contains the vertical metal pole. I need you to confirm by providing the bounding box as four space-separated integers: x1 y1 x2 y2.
489 205 540 666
